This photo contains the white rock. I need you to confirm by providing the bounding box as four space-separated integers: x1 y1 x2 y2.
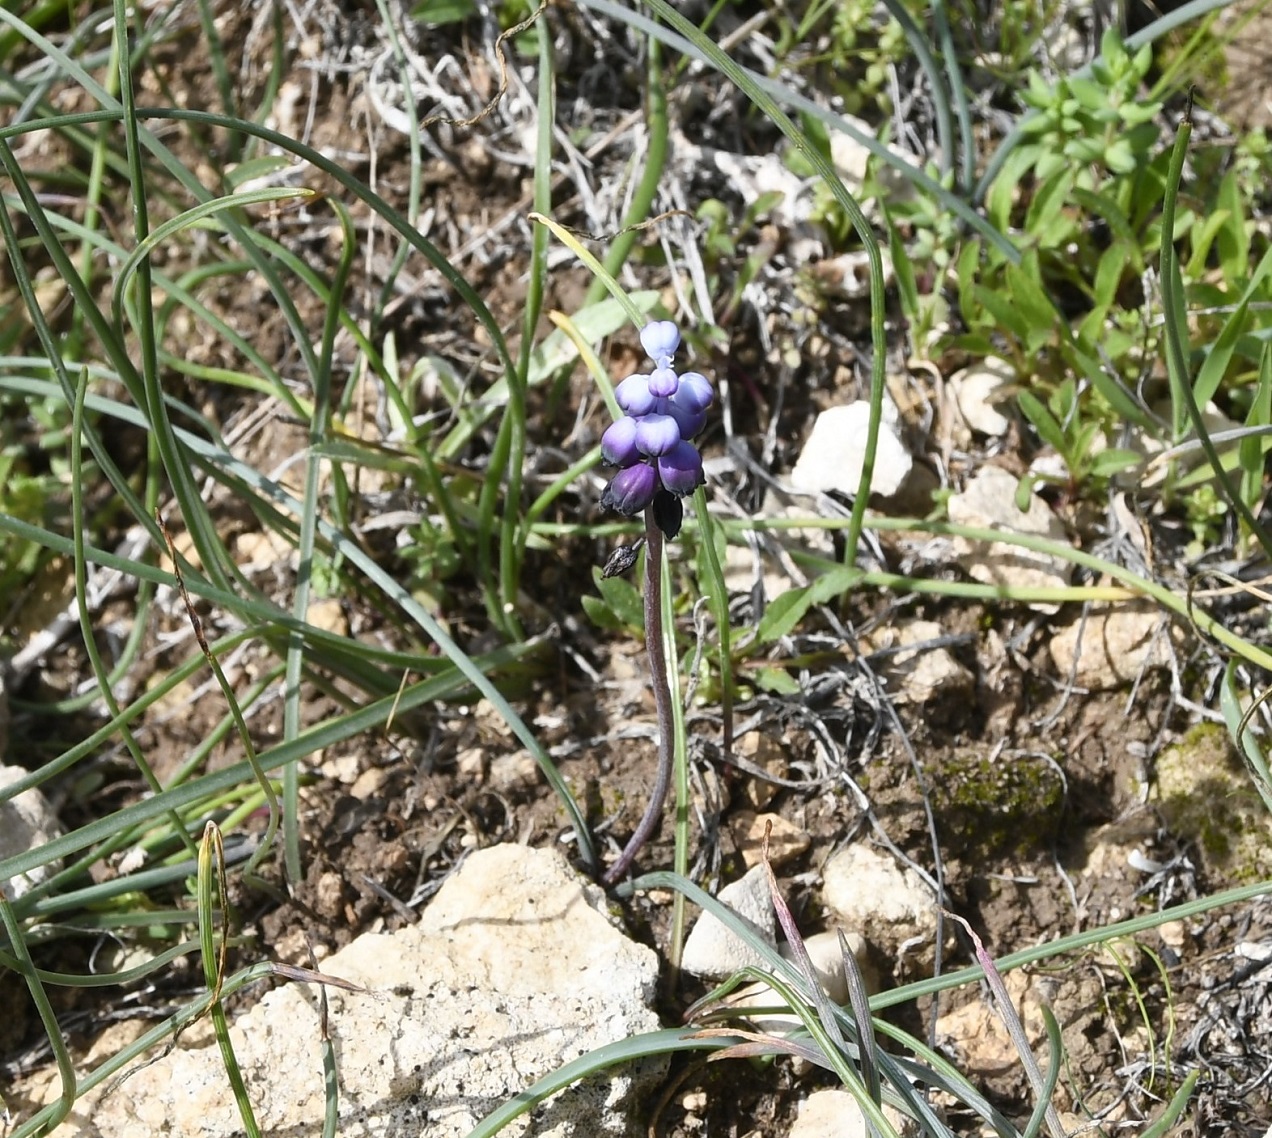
0 765 63 900
809 249 894 300
884 620 974 705
1048 606 1184 690
821 845 940 972
712 930 873 1036
830 127 919 204
791 400 912 499
789 1089 919 1138
710 149 813 227
949 357 1014 437
680 864 777 979
731 811 811 868
947 466 1073 613
87 845 662 1138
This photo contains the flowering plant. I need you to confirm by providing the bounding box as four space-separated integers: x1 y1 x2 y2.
599 320 712 885
599 321 712 540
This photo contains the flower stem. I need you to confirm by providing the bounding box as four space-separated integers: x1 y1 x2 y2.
603 507 675 886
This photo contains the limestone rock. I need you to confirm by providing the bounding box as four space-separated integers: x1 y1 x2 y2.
790 400 912 499
789 1089 919 1138
947 466 1073 613
1048 606 1184 690
680 864 777 979
949 357 1014 438
0 765 63 900
821 845 940 974
86 845 663 1138
731 811 811 869
878 619 974 704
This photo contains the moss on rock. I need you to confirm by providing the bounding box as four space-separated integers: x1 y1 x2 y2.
1152 721 1272 883
932 750 1066 856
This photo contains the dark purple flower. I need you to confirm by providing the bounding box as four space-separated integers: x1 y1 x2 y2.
601 416 640 466
652 489 683 539
601 462 658 515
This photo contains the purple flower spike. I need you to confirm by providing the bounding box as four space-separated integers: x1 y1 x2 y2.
597 319 711 538
600 462 658 516
615 374 655 416
634 413 682 457
601 416 640 467
647 367 679 398
640 321 681 368
657 440 705 495
673 372 713 414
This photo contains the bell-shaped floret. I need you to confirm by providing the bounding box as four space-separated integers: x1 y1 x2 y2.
601 416 640 466
663 398 706 442
615 374 655 417
652 489 683 539
673 371 713 413
657 440 705 495
634 413 682 457
640 321 681 368
647 367 679 398
600 462 658 516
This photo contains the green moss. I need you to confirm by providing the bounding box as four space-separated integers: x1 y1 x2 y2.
931 750 1065 856
1153 722 1272 884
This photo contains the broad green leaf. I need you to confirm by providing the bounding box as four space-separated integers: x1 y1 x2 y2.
1003 262 1058 354
1216 168 1249 283
591 566 644 630
1069 346 1152 429
1185 209 1232 280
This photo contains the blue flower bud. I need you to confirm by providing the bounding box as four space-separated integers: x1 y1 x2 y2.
663 400 707 442
616 374 655 416
657 440 704 495
640 321 681 368
673 372 713 414
647 367 679 398
600 462 658 515
634 413 682 457
601 416 640 466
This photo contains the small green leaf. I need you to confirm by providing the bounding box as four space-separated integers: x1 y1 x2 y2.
757 567 861 643
1015 472 1037 510
1086 448 1142 478
581 594 624 633
410 0 476 24
755 667 801 696
591 566 644 630
1017 389 1068 457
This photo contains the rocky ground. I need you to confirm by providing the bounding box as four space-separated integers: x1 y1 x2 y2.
4 1 1272 1136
